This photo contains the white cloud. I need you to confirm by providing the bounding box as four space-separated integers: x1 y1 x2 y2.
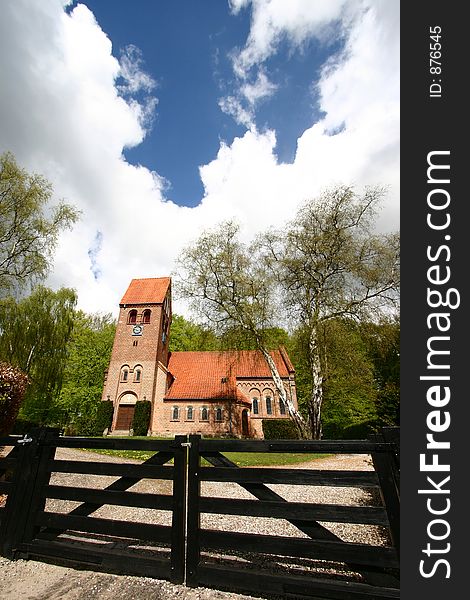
218 96 254 128
240 69 278 105
223 0 399 230
0 0 399 319
229 0 350 77
117 44 156 95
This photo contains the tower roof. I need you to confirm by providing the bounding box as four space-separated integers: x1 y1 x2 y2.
120 277 171 306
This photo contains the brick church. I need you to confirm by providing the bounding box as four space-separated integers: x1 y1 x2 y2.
102 277 298 438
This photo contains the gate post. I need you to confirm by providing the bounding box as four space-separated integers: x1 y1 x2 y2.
170 434 187 584
186 434 201 587
19 428 60 548
370 428 400 553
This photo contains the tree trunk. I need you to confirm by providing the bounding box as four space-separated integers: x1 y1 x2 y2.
259 346 309 439
308 326 324 440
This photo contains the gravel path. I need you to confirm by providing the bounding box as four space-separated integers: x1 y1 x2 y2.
0 446 390 599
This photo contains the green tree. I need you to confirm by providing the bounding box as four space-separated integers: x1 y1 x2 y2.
320 319 379 437
360 316 400 427
0 286 77 424
174 221 309 437
263 185 399 438
0 151 79 296
56 312 116 433
169 314 218 352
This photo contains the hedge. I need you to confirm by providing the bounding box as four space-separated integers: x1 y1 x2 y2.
11 417 39 435
131 400 152 436
90 401 114 436
262 418 299 440
322 419 380 440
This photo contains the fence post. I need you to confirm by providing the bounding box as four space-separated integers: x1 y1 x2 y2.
170 434 187 584
370 428 400 554
185 434 201 587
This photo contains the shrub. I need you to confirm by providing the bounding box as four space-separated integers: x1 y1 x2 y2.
322 419 379 439
87 401 114 436
262 418 299 440
342 420 380 439
0 362 30 436
131 401 151 436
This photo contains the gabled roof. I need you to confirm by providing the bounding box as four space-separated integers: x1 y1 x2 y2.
120 277 171 306
165 348 294 401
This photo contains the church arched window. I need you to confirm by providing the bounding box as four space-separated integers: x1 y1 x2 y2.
172 406 179 421
252 398 259 414
265 396 273 415
201 407 209 421
266 396 273 415
128 310 137 324
215 407 223 422
142 309 151 324
187 406 194 420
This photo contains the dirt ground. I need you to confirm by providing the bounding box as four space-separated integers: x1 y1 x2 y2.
0 557 260 600
0 449 379 599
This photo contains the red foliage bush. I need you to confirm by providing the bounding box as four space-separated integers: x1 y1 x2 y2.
0 362 29 436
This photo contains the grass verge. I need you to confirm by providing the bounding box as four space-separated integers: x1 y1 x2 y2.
83 437 328 466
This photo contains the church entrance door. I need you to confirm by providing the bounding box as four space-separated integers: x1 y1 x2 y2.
115 404 135 430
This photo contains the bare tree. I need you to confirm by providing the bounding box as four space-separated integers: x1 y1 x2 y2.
262 185 400 438
174 221 309 438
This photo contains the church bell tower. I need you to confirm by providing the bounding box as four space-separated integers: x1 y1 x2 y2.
102 277 172 433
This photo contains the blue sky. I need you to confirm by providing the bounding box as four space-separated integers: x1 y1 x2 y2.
74 0 336 207
0 0 399 316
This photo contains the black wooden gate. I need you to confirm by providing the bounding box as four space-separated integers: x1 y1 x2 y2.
0 428 187 583
185 432 400 599
0 428 399 599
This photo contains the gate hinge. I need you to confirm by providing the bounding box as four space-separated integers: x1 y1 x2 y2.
180 442 192 448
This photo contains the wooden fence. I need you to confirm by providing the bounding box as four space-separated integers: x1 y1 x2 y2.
0 427 399 599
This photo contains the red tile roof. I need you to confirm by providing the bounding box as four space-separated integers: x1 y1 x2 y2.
165 348 294 401
120 277 171 306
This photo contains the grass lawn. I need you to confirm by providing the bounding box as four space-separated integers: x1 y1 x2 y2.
84 437 328 467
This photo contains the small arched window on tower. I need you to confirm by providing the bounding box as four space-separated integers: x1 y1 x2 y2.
142 309 151 324
134 368 141 382
121 366 129 382
128 310 137 324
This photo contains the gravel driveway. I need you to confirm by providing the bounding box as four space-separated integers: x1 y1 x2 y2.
0 446 390 599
